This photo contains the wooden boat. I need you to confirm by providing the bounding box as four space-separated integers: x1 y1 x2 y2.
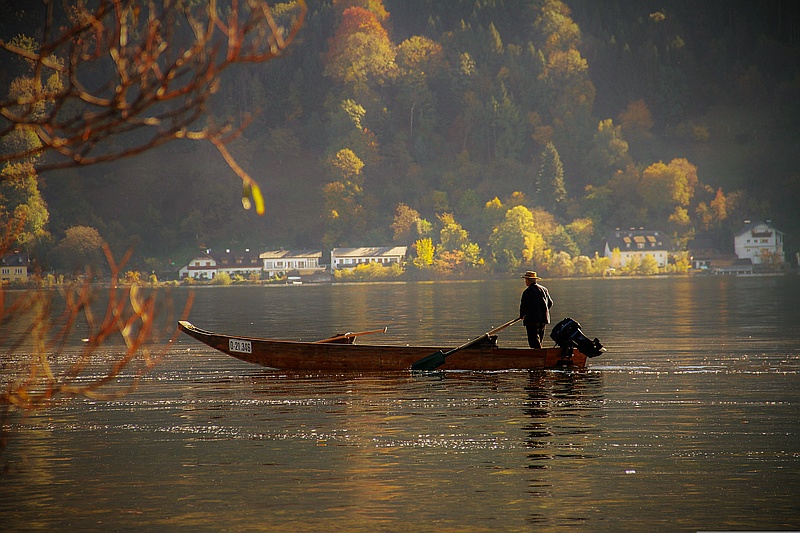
177 320 595 371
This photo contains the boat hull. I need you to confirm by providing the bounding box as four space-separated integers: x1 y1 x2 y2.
178 321 588 371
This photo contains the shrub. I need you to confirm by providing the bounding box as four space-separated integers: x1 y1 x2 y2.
333 262 403 281
211 272 232 285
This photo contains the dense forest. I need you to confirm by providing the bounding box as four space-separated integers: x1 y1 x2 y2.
2 0 800 276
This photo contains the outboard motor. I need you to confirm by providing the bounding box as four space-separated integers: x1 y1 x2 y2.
550 318 606 358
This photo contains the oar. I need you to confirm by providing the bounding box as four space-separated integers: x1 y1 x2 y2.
411 317 522 371
315 327 388 344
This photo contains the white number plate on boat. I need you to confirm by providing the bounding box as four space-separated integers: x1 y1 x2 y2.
229 338 252 354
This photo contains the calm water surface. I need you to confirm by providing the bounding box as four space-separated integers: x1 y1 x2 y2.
2 276 799 532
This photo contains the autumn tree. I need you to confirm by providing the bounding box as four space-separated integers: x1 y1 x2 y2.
573 254 592 276
395 35 445 147
638 158 698 231
585 119 631 185
639 254 660 275
327 99 380 167
0 161 49 249
391 203 430 244
549 250 574 277
565 218 594 254
324 6 397 90
487 205 546 272
535 142 567 212
528 207 579 257
48 225 104 272
696 187 730 230
435 213 482 270
591 253 612 276
437 213 469 252
413 237 434 267
333 0 389 23
618 99 654 139
1 48 53 251
533 0 594 118
323 148 366 248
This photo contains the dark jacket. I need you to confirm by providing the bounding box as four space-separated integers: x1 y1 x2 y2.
519 283 553 325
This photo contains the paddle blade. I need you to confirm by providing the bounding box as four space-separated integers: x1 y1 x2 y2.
411 350 446 371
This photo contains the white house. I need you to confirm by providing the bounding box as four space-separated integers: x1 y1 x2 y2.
331 246 408 269
734 220 784 264
179 251 218 279
604 229 671 268
260 250 324 277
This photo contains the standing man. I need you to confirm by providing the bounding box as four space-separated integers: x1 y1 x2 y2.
519 271 553 349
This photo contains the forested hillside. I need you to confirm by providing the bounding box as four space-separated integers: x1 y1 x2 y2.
3 0 799 274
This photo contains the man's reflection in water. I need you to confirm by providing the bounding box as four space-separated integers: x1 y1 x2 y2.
522 371 604 508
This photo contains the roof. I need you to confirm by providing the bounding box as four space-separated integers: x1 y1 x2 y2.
213 249 261 267
182 250 262 269
187 251 215 261
260 249 322 260
1 252 30 266
688 234 717 251
332 246 408 258
605 229 671 251
735 220 783 238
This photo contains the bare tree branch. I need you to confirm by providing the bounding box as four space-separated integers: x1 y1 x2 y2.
1 243 194 414
0 0 307 214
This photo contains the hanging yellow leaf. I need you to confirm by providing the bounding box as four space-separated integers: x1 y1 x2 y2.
250 182 265 215
242 182 265 214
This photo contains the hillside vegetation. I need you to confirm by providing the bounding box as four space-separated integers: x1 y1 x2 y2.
2 0 799 274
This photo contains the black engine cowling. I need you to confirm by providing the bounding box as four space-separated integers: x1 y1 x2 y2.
550 318 606 358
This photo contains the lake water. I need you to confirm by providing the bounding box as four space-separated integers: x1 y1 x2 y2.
2 276 799 531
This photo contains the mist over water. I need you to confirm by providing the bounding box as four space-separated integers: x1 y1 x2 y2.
2 276 799 531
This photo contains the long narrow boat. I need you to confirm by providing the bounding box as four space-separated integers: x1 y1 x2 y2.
178 320 596 371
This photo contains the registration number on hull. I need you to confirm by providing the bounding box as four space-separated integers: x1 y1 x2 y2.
229 338 252 354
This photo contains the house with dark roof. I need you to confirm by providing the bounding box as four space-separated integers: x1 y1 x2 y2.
215 249 263 277
1 252 30 283
178 249 262 280
604 229 671 268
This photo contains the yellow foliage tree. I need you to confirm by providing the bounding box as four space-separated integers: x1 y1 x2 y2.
618 99 654 136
